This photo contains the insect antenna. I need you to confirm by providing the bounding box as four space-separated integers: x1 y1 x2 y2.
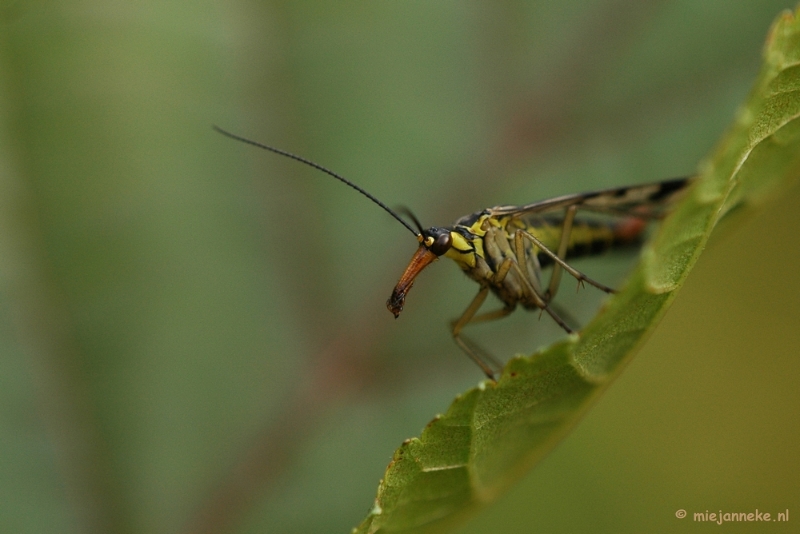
394 206 425 235
213 125 420 237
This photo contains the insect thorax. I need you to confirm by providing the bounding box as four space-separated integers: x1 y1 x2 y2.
443 212 629 309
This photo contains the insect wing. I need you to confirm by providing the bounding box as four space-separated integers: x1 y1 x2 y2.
488 177 692 220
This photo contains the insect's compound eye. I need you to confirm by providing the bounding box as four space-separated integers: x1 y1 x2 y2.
428 232 452 256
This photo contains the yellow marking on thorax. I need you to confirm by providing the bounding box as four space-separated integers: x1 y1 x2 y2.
443 214 492 269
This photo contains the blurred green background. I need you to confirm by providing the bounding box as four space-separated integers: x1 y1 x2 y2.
1 1 799 533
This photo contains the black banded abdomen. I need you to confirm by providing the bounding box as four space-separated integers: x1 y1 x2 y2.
536 217 646 267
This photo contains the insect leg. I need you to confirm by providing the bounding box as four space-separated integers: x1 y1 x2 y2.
513 226 544 298
546 300 580 331
454 333 504 379
546 205 578 301
494 253 548 308
520 230 616 294
451 287 502 379
468 306 514 325
541 305 574 334
494 248 573 335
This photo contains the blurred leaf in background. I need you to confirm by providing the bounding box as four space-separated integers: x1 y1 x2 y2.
0 1 798 534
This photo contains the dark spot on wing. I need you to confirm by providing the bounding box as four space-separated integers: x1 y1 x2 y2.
590 237 611 255
649 177 690 201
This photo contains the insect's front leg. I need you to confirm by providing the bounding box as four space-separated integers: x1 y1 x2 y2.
451 286 499 379
466 306 514 325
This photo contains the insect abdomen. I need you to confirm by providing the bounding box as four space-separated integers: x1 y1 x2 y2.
535 217 646 267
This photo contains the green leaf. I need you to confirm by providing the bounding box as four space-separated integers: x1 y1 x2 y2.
354 8 800 534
